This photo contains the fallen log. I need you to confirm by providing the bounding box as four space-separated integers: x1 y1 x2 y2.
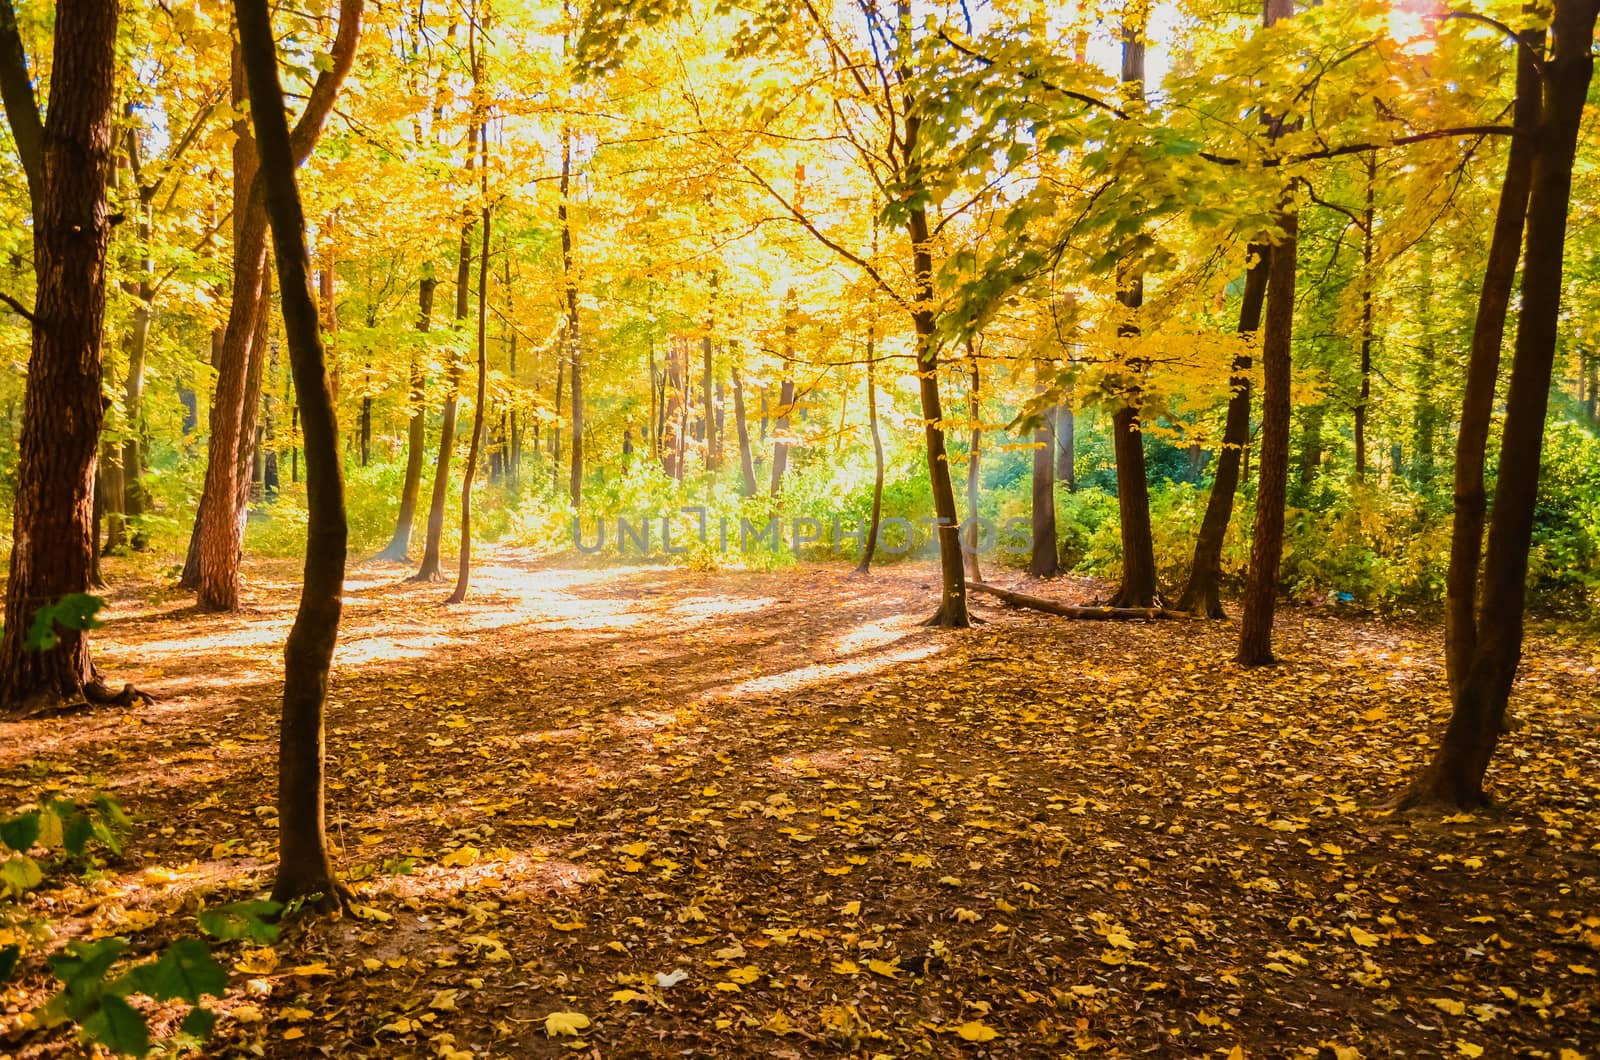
968 582 1184 620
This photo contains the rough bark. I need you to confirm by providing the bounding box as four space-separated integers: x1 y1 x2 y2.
0 0 139 714
1401 9 1590 809
237 0 354 906
1177 243 1269 617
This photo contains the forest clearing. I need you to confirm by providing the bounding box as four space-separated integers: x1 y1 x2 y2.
0 554 1596 1057
5 0 1600 1053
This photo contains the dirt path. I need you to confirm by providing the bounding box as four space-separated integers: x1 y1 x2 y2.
3 552 1598 1057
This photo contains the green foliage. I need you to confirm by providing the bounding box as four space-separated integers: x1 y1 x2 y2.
23 593 106 652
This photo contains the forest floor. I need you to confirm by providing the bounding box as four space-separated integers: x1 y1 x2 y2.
2 552 1599 1058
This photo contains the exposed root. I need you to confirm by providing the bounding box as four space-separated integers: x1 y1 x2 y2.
85 679 149 708
971 581 1180 620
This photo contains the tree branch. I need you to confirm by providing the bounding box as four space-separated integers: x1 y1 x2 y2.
736 161 909 312
287 0 365 166
0 0 43 194
0 289 35 323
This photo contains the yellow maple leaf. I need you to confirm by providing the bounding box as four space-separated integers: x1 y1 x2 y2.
1348 926 1381 947
1430 998 1465 1015
1456 1043 1483 1058
726 965 761 984
544 1011 591 1037
954 1020 998 1042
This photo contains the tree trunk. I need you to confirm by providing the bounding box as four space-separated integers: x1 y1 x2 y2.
855 324 885 576
1235 0 1300 667
903 209 966 622
1105 6 1160 610
417 215 473 580
1440 30 1540 701
560 126 583 509
1055 402 1076 492
0 0 136 714
237 0 356 906
1298 401 1324 491
1177 243 1269 617
1355 153 1376 481
1401 8 1591 809
379 274 435 560
1030 358 1060 578
551 330 564 487
769 377 795 495
100 439 126 553
702 273 719 469
732 359 757 495
1411 243 1438 485
964 340 982 584
449 194 490 604
194 3 359 611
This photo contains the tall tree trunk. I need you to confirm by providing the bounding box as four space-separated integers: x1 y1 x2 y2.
119 117 153 547
1236 0 1301 666
1054 402 1075 492
1177 243 1269 617
449 193 490 604
194 3 359 611
561 126 583 508
1411 244 1439 485
769 377 795 495
702 272 719 469
1030 358 1060 578
1400 9 1591 810
416 216 473 580
1105 4 1160 609
0 0 137 713
964 340 982 584
551 331 564 487
732 359 757 495
379 274 435 560
100 438 126 553
1298 401 1324 490
1355 153 1376 481
237 0 357 906
855 325 886 575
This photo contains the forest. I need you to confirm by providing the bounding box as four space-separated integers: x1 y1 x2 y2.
1 0 1598 1054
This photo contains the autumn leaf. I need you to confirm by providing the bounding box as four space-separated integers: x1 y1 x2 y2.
544 1011 591 1037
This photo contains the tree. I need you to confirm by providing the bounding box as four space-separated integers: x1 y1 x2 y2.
1401 0 1597 808
1176 245 1269 617
1029 354 1060 579
190 0 361 612
235 0 361 905
1236 0 1301 667
0 0 137 714
1103 0 1162 610
450 135 492 605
